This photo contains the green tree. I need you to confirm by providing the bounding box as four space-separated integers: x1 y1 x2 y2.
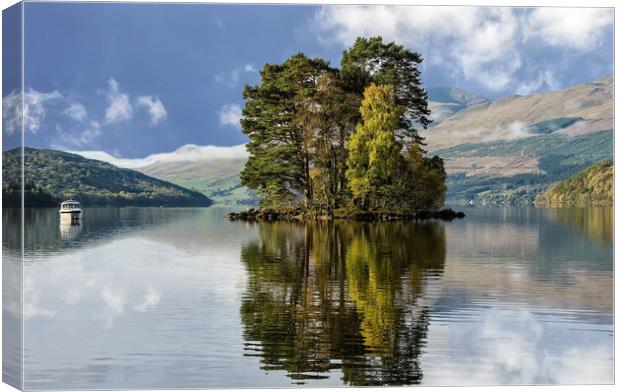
295 73 360 216
393 147 447 211
240 37 445 215
346 84 403 210
240 54 333 209
340 37 431 146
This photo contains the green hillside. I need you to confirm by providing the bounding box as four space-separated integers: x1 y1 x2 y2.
138 158 258 206
435 130 613 205
536 161 613 206
2 148 212 207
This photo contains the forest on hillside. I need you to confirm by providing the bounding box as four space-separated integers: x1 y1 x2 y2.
2 148 212 207
535 160 613 206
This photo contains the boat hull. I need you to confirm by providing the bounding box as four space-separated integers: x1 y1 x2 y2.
59 210 82 224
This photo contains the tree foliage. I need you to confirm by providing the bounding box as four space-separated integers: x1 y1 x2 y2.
240 54 335 209
536 160 613 206
340 36 431 145
346 84 403 208
240 36 445 216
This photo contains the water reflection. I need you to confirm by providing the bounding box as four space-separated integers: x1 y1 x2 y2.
59 221 83 241
13 207 200 258
2 207 612 389
240 221 446 385
543 206 613 245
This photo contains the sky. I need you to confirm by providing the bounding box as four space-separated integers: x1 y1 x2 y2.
2 3 614 157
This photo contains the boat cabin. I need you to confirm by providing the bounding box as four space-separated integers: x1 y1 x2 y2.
60 200 82 211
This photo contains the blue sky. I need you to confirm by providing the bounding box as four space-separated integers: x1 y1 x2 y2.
2 3 613 157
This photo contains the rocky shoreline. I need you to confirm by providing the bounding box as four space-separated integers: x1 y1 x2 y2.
226 208 466 222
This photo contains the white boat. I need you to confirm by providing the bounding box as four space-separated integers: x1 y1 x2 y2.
59 199 82 223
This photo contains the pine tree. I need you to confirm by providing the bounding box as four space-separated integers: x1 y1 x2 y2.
340 37 431 147
240 54 333 209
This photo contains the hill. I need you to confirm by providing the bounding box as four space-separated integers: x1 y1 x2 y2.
138 157 257 206
424 75 614 205
437 130 612 205
426 86 489 125
424 75 613 150
2 148 212 207
77 144 257 207
535 161 613 206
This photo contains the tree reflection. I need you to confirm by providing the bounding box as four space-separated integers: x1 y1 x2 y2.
543 206 613 245
240 220 446 385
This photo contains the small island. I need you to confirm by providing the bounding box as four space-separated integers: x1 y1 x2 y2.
229 37 463 222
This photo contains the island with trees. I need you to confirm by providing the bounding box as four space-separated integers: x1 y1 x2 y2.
228 37 463 222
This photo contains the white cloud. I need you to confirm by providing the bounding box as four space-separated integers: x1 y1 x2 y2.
515 70 560 96
313 6 612 93
219 103 242 128
74 143 248 169
215 69 240 87
104 78 133 124
52 120 102 149
526 8 613 50
80 120 102 145
3 88 62 135
63 102 88 122
136 95 167 126
244 64 258 73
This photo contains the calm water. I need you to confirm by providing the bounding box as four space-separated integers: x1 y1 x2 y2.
2 206 614 389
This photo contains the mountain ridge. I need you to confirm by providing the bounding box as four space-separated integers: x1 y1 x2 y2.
426 86 489 125
2 147 213 207
424 75 613 150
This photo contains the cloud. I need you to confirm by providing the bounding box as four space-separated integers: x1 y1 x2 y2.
104 78 133 124
215 69 240 87
63 102 87 122
74 143 248 169
526 8 614 50
313 6 613 93
244 64 258 73
80 120 102 145
136 95 167 126
219 104 242 128
2 88 62 135
515 70 560 96
52 120 102 149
